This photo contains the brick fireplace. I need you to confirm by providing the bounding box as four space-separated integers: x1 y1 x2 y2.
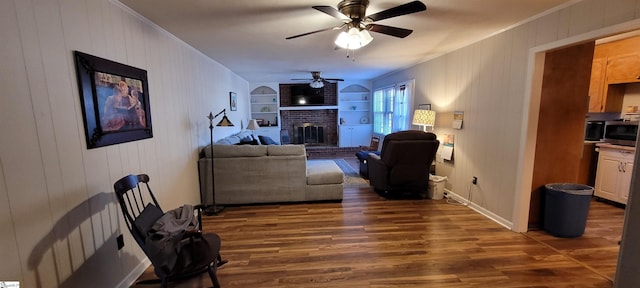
279 83 338 146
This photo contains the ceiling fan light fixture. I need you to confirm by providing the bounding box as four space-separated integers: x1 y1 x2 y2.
359 29 373 46
334 27 372 50
334 31 350 49
309 80 324 88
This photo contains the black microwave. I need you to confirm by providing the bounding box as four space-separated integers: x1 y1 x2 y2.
585 120 605 141
604 121 639 146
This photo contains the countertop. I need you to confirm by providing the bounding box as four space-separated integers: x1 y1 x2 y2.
595 142 636 152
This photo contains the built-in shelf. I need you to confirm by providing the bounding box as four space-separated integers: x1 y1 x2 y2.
250 86 279 128
339 83 372 147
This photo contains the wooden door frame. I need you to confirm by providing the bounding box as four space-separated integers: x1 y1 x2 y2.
514 19 640 232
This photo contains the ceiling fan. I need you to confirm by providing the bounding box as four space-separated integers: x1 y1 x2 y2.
286 0 427 50
292 71 344 88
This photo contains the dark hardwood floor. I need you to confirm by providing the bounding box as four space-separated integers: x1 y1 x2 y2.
132 156 623 287
525 199 624 281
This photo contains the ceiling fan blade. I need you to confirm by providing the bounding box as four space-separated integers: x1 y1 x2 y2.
365 1 427 22
291 78 313 80
286 26 339 40
367 24 413 38
286 24 345 40
312 6 350 21
324 78 345 81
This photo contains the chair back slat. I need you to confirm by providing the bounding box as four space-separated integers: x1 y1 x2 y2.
114 174 162 243
134 185 144 215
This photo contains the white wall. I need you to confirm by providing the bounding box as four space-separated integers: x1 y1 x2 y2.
373 0 640 224
0 0 248 287
621 83 640 111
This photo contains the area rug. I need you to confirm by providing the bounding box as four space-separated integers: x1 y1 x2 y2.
333 159 370 188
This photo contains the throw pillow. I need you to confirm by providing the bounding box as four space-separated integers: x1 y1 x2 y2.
237 139 259 145
258 135 278 145
133 204 163 236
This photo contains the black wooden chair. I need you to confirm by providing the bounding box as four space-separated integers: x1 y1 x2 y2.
114 174 227 288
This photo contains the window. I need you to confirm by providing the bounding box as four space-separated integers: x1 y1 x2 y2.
372 81 413 135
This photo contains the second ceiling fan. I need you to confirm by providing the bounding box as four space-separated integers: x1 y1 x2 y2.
286 0 427 50
292 71 344 88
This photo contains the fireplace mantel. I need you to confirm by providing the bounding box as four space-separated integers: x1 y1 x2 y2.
279 83 339 146
280 105 338 111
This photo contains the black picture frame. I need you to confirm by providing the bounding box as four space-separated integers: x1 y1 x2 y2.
229 92 237 111
73 51 153 149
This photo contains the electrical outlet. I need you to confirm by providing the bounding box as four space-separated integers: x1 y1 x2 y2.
472 176 478 185
117 234 124 250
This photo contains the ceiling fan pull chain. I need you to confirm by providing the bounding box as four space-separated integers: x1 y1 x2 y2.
346 49 356 61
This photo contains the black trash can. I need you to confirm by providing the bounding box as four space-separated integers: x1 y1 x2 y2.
543 183 593 238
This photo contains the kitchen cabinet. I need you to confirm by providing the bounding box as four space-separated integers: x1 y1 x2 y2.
587 57 626 113
588 58 607 112
587 36 640 112
606 52 640 84
594 145 634 204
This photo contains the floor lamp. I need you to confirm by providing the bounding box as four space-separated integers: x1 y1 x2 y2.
412 109 436 132
206 109 234 215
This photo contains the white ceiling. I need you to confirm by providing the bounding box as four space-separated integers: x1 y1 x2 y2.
118 0 574 84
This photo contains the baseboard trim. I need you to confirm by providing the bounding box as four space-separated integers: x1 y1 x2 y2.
444 188 513 230
117 258 151 288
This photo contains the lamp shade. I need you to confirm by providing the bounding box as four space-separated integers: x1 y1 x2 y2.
412 109 436 127
335 27 373 50
216 115 234 127
247 119 260 130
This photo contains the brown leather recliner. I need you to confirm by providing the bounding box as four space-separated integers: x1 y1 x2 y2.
368 130 440 196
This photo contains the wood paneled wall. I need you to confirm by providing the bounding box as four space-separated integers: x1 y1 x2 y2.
0 0 248 287
373 0 640 225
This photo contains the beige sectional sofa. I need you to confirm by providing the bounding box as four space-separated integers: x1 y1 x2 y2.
198 131 343 205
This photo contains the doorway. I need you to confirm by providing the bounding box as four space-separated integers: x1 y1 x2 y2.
527 41 595 229
514 22 640 286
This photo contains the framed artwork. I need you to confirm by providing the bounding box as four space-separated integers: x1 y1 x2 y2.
229 92 237 111
73 51 153 149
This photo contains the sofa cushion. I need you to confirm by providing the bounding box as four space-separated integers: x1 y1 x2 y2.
267 145 306 156
306 160 344 185
211 144 268 158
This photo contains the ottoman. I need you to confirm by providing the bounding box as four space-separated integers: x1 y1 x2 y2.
305 160 344 201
